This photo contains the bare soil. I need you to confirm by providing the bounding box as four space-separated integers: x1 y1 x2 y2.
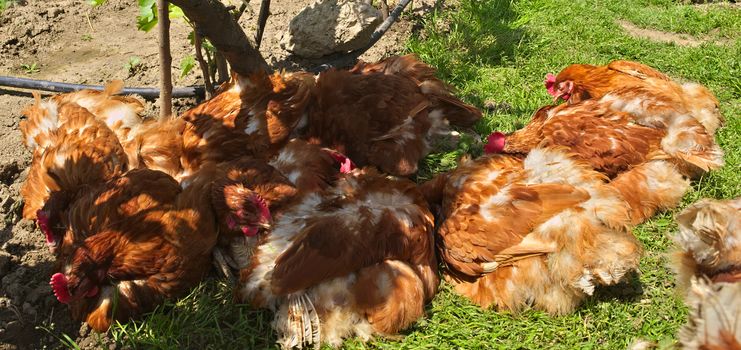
0 0 435 348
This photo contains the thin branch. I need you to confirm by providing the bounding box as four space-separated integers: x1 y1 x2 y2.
254 0 270 49
214 51 229 84
233 0 251 21
204 41 216 83
157 0 173 119
193 28 215 98
169 0 269 76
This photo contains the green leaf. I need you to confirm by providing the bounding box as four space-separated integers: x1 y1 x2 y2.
187 30 195 45
179 55 196 78
168 3 184 20
89 0 106 6
137 16 158 32
202 38 215 55
0 0 15 10
125 56 142 73
136 0 157 32
135 2 184 32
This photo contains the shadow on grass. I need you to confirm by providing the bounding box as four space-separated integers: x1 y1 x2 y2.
408 0 529 106
109 278 278 349
591 271 645 304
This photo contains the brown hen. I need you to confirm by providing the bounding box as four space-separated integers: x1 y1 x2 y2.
235 167 438 348
426 147 641 314
494 99 723 178
546 60 724 135
49 168 220 332
671 197 741 350
486 101 694 224
19 97 129 254
300 54 481 176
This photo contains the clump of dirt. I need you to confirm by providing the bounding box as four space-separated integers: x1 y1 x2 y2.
0 0 437 349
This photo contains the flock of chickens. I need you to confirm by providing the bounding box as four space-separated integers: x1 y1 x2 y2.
15 54 739 349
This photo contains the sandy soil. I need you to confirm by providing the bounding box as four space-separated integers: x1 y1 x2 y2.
0 0 435 348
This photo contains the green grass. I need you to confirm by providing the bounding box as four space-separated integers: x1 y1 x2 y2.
56 0 740 348
608 0 741 38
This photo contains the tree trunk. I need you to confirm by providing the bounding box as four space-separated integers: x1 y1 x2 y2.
157 0 173 120
168 0 269 76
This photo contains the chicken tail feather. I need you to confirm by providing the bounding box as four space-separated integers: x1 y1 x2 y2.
274 294 321 350
103 80 125 96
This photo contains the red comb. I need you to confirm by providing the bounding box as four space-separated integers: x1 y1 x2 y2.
36 210 55 247
339 158 355 173
50 273 71 304
255 194 271 221
242 226 259 237
323 149 356 173
545 73 558 97
483 132 506 154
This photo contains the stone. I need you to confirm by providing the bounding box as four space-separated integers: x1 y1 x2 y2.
281 0 382 58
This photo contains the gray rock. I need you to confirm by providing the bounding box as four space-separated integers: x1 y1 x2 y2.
281 0 382 58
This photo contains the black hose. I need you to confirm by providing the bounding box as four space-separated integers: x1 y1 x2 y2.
0 76 206 99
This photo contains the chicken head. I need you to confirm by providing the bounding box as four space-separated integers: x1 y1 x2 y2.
545 72 573 102
220 184 273 237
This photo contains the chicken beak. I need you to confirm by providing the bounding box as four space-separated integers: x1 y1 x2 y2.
258 222 272 230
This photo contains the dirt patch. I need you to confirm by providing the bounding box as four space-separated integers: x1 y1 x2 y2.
617 19 733 47
691 1 741 10
0 0 436 348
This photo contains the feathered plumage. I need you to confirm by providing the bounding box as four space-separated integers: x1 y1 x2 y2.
671 198 741 350
235 167 438 348
429 147 641 314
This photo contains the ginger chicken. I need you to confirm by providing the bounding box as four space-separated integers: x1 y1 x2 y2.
49 168 220 332
20 81 145 153
209 140 358 283
301 54 481 176
268 138 356 193
671 197 741 350
489 99 723 179
177 70 316 175
484 102 695 224
205 156 298 279
545 60 724 134
99 54 475 182
85 70 316 182
19 95 129 253
234 167 438 348
35 55 478 183
424 147 641 314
